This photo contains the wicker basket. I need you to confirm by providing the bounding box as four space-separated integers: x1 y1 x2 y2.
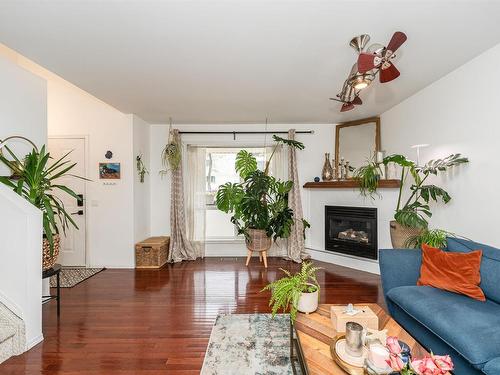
389 221 422 249
135 236 170 268
42 234 60 270
245 229 272 252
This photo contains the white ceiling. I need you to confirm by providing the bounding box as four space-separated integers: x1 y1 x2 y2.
1 0 500 124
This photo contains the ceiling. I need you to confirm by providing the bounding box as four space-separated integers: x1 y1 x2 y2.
1 0 500 124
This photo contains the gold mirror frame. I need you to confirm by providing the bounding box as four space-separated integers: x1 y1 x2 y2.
334 116 381 168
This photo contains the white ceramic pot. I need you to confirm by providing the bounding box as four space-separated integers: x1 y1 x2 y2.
297 284 319 314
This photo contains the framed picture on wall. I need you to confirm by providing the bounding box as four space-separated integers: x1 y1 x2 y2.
99 162 121 179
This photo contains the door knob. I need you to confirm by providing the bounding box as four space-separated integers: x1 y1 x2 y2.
71 210 84 216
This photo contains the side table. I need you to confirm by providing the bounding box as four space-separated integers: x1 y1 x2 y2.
42 264 61 316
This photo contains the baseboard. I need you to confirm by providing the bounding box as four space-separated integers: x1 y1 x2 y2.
26 334 43 350
307 248 380 275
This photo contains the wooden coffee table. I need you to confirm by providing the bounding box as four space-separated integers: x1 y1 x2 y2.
290 304 443 375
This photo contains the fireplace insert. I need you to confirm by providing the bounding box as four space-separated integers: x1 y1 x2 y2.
325 206 377 260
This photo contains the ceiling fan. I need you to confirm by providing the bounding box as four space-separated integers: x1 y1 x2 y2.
330 32 407 112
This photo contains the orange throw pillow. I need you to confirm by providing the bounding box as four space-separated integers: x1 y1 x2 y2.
417 244 485 301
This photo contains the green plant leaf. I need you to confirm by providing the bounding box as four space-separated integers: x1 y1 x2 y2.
235 150 257 179
272 135 305 150
215 182 244 213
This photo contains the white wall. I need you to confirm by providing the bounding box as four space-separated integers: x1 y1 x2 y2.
133 115 151 244
0 53 46 349
0 45 138 268
381 43 500 248
0 51 47 163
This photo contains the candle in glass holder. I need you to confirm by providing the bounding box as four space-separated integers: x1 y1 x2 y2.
368 343 390 368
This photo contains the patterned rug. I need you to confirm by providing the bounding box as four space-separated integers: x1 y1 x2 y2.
49 268 105 288
201 314 293 375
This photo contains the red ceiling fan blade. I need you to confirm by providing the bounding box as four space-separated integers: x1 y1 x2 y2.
379 63 400 83
340 102 355 112
357 52 378 73
352 96 362 105
386 31 407 53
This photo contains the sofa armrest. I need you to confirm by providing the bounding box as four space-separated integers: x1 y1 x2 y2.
379 248 422 296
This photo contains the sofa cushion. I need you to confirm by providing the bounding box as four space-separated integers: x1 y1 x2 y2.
418 244 485 301
447 237 500 304
483 357 500 375
387 285 500 367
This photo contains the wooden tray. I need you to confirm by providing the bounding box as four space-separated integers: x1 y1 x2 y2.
329 335 366 375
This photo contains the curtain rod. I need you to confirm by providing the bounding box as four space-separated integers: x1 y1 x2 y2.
178 130 314 135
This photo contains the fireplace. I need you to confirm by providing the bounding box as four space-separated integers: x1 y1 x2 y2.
325 206 378 260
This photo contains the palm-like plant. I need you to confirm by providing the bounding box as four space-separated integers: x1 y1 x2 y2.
404 228 453 249
383 153 469 228
0 145 86 254
261 261 321 323
215 135 307 241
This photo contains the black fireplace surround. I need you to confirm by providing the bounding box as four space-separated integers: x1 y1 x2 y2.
325 206 378 260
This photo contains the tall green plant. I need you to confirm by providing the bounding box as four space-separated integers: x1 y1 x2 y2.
215 135 306 241
0 145 87 254
261 261 321 323
383 153 469 228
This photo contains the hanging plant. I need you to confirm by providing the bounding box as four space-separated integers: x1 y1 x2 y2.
159 124 182 176
136 154 149 183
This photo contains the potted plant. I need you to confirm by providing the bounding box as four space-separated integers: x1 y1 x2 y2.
404 228 452 249
215 135 307 256
382 153 468 248
261 261 322 322
0 144 86 270
353 158 383 198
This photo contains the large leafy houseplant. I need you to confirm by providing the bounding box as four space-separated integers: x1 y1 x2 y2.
261 261 321 323
383 153 468 229
215 135 307 241
0 144 86 255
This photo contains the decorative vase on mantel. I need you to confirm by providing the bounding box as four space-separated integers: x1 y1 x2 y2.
322 153 334 181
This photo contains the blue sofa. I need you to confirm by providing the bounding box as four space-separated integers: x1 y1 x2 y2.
379 238 500 375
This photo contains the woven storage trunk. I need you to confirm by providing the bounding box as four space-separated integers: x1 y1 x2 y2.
245 229 272 252
135 236 170 268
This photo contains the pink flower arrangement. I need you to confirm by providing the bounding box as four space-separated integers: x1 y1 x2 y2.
385 336 454 375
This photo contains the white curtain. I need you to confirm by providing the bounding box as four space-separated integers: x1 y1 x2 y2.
186 146 206 258
265 144 288 257
168 130 199 262
286 129 310 262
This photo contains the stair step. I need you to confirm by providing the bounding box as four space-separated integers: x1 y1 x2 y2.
0 318 16 342
0 302 25 364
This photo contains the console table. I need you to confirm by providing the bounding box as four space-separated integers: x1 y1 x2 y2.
42 264 61 316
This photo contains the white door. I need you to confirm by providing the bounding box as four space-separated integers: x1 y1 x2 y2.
48 137 87 266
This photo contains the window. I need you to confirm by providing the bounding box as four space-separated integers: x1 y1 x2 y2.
205 147 266 240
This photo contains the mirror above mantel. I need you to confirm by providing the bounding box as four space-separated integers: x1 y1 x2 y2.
335 116 380 171
303 116 401 189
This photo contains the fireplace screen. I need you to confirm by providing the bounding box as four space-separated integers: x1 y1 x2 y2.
325 206 377 260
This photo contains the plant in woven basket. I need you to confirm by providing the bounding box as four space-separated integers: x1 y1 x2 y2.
0 144 87 256
261 261 322 323
383 153 469 229
215 135 307 241
404 228 455 249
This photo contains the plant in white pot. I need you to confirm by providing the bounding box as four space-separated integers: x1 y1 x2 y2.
262 261 322 323
215 135 308 265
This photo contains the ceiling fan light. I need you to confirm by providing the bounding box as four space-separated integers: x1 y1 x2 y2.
353 80 369 90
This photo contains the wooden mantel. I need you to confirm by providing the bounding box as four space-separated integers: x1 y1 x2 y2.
303 179 401 189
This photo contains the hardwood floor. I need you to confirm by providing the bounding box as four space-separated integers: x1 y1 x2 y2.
1 257 383 374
